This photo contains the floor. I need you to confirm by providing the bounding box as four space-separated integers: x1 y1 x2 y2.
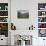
0 45 8 46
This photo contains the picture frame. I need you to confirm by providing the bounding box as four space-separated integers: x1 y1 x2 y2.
17 10 29 19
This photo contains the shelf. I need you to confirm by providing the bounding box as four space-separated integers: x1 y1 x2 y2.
38 22 46 23
38 3 46 37
38 28 46 29
0 22 8 23
38 16 46 17
38 10 46 11
0 16 8 17
0 10 8 11
0 3 8 37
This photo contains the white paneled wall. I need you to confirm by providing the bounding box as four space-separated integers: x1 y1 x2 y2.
11 0 46 46
11 0 46 30
11 0 38 30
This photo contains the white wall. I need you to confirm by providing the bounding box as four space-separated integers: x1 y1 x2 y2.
11 0 46 30
11 0 46 46
11 0 38 30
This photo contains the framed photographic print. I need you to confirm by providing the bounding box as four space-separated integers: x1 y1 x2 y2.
17 10 29 19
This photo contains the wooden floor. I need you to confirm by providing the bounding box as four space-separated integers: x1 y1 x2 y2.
0 45 8 46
